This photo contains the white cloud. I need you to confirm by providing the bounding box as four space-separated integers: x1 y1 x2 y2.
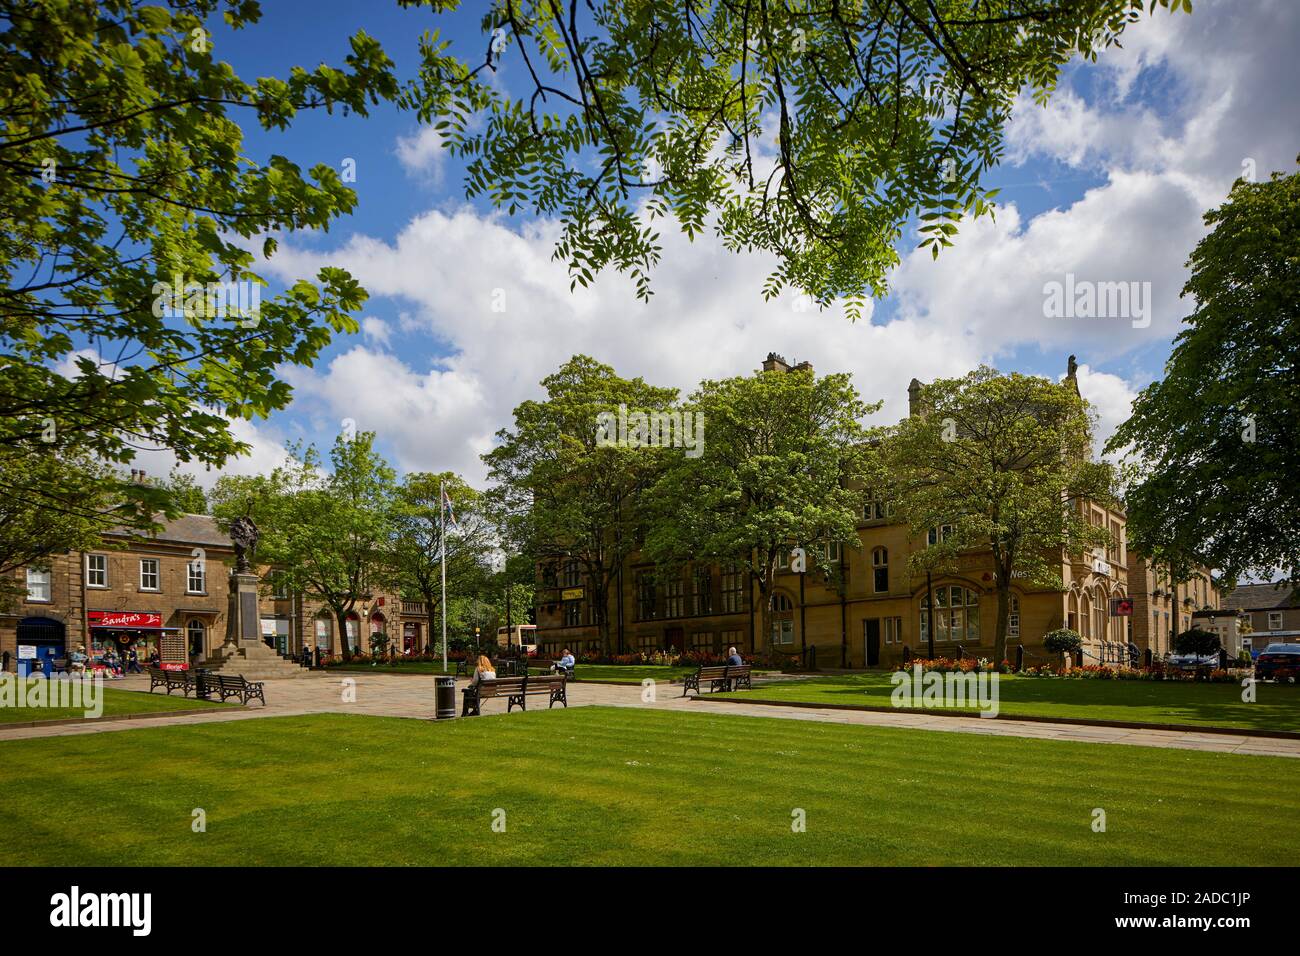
394 126 446 182
361 315 392 347
1070 363 1141 459
263 207 980 481
127 416 296 491
254 0 1299 480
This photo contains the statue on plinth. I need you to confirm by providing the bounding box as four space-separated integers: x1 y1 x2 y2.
230 515 259 572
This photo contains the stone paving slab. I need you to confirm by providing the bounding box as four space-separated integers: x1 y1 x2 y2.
0 671 1296 759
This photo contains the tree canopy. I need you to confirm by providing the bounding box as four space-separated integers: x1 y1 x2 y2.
643 362 876 651
391 471 498 647
408 0 1189 314
1 0 399 549
1109 163 1300 585
483 354 679 650
882 367 1114 664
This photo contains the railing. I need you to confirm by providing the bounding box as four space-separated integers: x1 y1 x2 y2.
401 601 427 615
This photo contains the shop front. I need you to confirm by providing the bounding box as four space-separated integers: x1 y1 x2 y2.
86 610 180 669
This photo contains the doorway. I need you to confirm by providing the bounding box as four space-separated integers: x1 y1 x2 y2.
17 617 65 676
664 627 685 653
863 618 881 667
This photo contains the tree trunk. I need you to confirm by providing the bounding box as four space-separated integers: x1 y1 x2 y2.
593 575 610 656
993 583 1010 667
334 609 351 661
421 587 438 654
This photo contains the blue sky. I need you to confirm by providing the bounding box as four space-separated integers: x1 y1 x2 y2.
140 0 1300 486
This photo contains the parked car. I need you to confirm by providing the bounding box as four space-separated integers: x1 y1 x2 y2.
1167 651 1222 671
1254 644 1300 682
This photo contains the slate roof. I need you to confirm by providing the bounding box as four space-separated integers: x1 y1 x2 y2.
109 513 232 549
1222 582 1300 612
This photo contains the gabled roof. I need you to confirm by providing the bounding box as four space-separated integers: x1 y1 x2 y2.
109 513 232 549
1222 582 1299 612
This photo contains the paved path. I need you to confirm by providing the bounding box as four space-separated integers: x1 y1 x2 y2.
1 672 1296 759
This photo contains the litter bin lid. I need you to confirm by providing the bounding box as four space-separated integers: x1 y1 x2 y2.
434 675 456 687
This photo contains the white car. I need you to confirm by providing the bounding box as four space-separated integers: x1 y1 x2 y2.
1167 651 1222 670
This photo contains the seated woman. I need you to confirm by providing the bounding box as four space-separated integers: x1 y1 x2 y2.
552 649 576 675
467 655 496 686
102 650 123 678
461 655 498 716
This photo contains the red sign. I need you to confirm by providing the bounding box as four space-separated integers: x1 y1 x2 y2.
1110 598 1134 617
87 610 163 629
160 662 189 671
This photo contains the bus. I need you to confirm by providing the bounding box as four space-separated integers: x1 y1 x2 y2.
497 624 538 656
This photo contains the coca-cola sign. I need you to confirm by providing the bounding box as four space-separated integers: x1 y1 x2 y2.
87 610 163 629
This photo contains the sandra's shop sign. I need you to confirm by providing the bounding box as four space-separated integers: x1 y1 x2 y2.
87 611 163 629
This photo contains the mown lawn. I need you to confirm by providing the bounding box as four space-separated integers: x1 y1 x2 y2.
0 685 230 724
562 665 695 683
718 672 1300 732
327 662 698 683
0 707 1295 866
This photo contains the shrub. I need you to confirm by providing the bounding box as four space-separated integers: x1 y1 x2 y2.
1043 628 1083 655
1174 628 1221 656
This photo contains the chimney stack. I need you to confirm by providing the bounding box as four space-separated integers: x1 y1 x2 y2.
762 352 790 373
907 378 923 417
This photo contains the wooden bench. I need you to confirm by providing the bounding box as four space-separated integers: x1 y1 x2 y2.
553 661 577 679
211 673 266 706
148 666 195 696
681 664 752 697
461 673 567 716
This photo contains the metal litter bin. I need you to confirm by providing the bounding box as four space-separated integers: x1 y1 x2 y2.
435 675 457 720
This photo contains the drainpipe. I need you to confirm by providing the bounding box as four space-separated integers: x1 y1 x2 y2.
839 550 847 669
798 566 806 658
926 570 935 660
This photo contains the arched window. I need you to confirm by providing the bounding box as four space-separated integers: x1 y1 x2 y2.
921 586 981 644
771 593 793 612
187 619 205 657
315 614 332 651
871 548 889 593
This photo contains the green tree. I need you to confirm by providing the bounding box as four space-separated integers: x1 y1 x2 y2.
1173 627 1220 658
882 367 1114 665
1108 164 1300 585
643 363 875 653
390 472 497 654
408 0 1188 313
483 355 678 652
252 433 398 658
0 0 398 530
156 467 209 514
0 448 151 609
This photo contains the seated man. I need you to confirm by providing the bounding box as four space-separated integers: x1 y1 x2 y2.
69 646 89 675
725 645 744 667
553 649 576 675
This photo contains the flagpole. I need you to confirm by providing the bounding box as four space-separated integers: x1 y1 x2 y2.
440 478 448 674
